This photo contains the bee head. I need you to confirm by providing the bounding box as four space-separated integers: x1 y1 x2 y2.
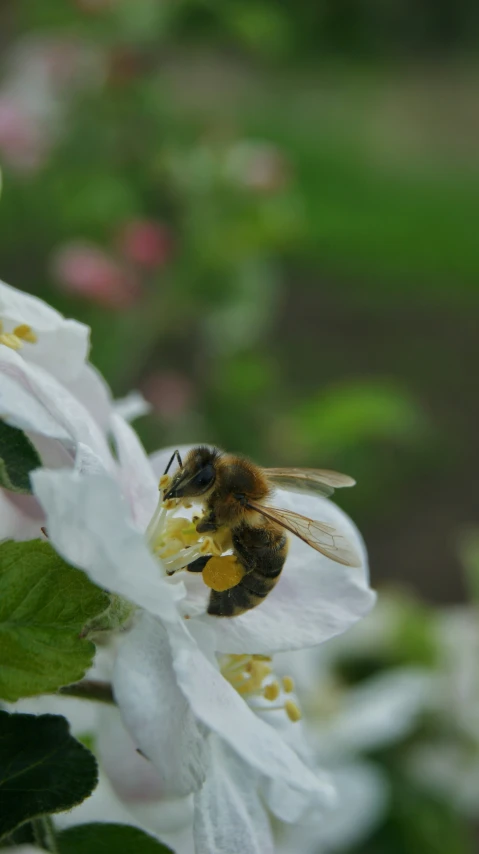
163 446 219 500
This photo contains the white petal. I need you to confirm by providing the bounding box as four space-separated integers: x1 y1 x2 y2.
110 414 158 530
0 278 89 382
276 761 388 854
114 391 151 423
97 706 168 803
0 490 43 541
113 614 208 798
68 363 112 431
169 619 334 810
194 738 274 854
315 668 432 758
31 468 183 621
202 491 375 654
0 348 111 465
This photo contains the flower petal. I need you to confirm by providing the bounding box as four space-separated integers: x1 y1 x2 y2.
114 391 151 423
315 667 432 759
68 363 112 431
194 739 274 854
169 619 334 811
0 278 89 382
276 761 388 854
113 613 208 798
201 491 375 654
110 414 158 530
0 347 111 465
31 468 183 621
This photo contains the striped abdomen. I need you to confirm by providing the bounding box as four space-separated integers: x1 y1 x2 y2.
207 522 288 617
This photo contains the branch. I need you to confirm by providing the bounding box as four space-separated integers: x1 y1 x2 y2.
58 679 115 705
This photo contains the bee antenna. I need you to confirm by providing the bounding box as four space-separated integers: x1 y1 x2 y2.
163 449 183 475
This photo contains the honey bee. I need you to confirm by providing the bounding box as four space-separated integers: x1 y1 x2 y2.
163 446 361 618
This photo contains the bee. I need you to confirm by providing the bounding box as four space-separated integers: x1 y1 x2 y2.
163 446 360 618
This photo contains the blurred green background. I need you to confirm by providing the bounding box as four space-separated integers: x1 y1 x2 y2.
1 0 478 607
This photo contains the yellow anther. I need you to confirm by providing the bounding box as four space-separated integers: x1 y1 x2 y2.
182 500 193 509
285 700 302 723
13 324 37 343
202 555 245 592
0 332 23 350
163 498 177 510
242 661 271 692
263 681 280 702
282 676 295 693
159 474 171 490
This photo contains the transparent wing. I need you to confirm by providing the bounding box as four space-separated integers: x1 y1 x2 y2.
247 500 361 567
266 467 356 498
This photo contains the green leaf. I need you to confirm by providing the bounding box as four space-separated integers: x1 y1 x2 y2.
0 420 41 494
0 540 110 702
58 824 174 854
0 711 98 838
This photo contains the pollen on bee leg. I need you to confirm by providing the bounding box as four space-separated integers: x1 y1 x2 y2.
202 555 245 592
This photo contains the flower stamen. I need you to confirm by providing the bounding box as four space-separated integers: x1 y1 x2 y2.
220 654 301 722
0 319 37 350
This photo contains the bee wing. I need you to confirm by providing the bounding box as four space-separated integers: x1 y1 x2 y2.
266 467 356 498
246 500 362 567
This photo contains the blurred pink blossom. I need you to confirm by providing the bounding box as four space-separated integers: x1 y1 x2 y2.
0 96 47 172
141 371 194 421
118 220 173 270
51 242 142 310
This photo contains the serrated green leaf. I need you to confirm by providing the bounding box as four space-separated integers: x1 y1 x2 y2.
0 711 98 838
58 823 174 854
0 421 41 494
0 540 110 701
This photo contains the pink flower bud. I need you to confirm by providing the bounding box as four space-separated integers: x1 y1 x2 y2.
118 220 173 270
51 241 142 310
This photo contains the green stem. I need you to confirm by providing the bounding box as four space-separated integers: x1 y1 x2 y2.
58 679 115 705
32 816 59 853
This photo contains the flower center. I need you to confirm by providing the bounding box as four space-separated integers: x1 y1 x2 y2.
220 654 301 722
146 474 232 582
0 320 37 351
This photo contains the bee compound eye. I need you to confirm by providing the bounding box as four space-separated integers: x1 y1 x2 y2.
193 463 215 489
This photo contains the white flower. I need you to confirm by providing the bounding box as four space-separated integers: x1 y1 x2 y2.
1 282 376 853
271 637 431 852
405 607 479 817
30 437 372 852
0 279 148 535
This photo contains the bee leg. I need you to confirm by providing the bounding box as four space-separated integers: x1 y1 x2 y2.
196 514 217 534
185 555 213 573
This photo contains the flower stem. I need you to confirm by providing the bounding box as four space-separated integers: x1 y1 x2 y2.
32 816 59 853
58 679 115 705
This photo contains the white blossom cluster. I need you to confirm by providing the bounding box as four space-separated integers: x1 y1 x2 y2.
1 280 381 853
